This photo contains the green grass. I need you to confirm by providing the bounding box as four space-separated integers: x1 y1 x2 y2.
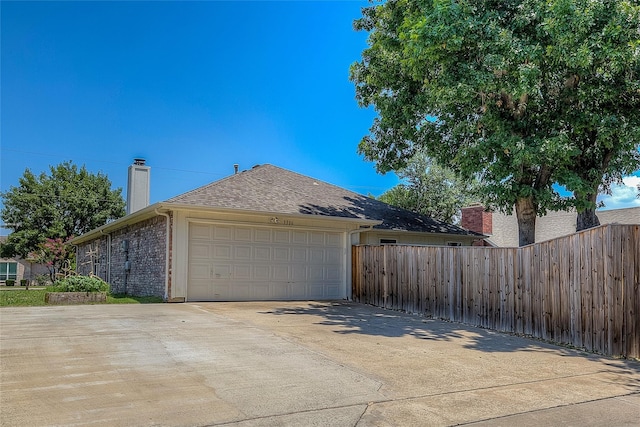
0 288 164 307
107 294 164 304
0 288 48 307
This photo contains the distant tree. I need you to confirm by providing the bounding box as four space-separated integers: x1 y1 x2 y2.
351 0 640 245
378 152 479 224
0 161 125 259
28 237 74 282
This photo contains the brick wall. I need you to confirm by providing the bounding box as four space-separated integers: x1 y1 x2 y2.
76 215 168 298
461 205 492 235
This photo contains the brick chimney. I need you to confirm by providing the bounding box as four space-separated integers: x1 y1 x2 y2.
461 204 493 235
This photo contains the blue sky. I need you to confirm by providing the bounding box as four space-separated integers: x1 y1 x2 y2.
1 1 399 221
1 1 638 234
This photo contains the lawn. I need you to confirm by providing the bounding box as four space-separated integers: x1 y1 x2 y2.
0 288 164 307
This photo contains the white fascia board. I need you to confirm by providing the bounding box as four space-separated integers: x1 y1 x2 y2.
164 203 382 227
71 202 384 245
70 203 166 245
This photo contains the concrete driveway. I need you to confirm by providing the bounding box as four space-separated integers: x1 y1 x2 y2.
1 302 638 426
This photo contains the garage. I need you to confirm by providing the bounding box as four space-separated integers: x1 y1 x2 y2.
72 163 481 301
187 222 345 301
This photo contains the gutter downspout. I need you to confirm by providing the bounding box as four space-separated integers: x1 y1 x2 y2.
155 209 171 301
99 230 111 283
346 225 374 301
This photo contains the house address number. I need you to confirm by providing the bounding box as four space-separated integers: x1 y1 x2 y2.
269 217 293 226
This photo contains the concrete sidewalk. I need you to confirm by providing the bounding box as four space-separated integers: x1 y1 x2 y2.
1 302 638 426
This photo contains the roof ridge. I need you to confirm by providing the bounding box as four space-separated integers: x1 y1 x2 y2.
165 164 265 202
262 164 366 197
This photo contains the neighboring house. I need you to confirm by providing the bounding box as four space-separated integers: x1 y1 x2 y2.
71 162 483 302
0 236 50 285
461 204 640 247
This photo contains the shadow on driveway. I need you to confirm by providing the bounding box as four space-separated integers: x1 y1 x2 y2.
258 301 640 383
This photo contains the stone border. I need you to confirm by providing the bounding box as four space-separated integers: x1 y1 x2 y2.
45 292 107 305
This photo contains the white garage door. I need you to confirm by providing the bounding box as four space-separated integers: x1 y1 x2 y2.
187 223 345 301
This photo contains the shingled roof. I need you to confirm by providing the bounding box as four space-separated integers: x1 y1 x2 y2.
166 164 480 236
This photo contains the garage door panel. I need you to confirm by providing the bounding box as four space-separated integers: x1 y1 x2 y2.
309 249 324 263
254 265 270 280
190 224 211 240
252 283 271 299
212 265 231 278
292 231 307 244
234 265 251 279
326 233 341 246
188 281 213 301
229 283 251 300
254 247 271 261
214 245 232 259
291 265 306 281
308 284 325 299
235 246 252 260
188 223 345 301
325 284 340 297
214 226 233 240
273 230 290 243
292 248 307 262
289 284 308 299
309 266 323 280
273 247 289 261
273 266 289 281
326 267 341 281
310 232 325 245
190 244 211 260
255 229 271 242
270 283 289 299
326 248 342 264
190 264 210 280
235 227 252 241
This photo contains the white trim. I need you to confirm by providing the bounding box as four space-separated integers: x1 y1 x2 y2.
155 209 171 301
171 204 381 226
185 217 352 234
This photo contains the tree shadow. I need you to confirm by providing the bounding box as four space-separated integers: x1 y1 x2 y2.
298 195 480 234
259 301 640 378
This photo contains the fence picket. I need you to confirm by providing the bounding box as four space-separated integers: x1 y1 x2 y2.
623 226 638 358
351 225 638 358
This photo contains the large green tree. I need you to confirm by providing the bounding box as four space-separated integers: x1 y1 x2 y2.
351 0 640 245
378 151 479 224
543 0 640 230
1 161 125 258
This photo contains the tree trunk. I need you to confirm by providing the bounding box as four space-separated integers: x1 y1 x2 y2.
515 196 537 246
576 192 600 231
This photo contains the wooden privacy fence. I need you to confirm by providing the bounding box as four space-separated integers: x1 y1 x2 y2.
352 224 640 359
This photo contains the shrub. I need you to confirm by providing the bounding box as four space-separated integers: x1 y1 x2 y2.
20 279 28 287
5 279 15 286
35 274 51 287
52 275 110 293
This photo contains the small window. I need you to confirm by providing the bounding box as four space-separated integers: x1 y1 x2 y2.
0 262 18 281
447 242 462 247
380 239 397 244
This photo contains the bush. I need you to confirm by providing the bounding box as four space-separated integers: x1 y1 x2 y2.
5 279 15 286
35 275 51 287
20 279 28 287
52 275 110 293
